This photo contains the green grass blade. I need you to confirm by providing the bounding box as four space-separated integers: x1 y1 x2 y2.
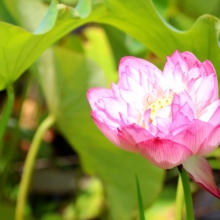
135 174 146 220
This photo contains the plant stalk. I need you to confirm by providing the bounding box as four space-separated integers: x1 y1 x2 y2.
15 114 55 220
179 167 194 220
0 85 14 149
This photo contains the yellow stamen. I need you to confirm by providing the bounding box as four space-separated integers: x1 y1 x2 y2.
148 97 173 123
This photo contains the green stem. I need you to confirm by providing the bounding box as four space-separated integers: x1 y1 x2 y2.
15 114 55 220
179 167 194 220
0 85 14 148
0 74 31 200
175 175 184 220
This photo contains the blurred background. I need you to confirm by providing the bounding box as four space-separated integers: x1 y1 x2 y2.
1 0 220 219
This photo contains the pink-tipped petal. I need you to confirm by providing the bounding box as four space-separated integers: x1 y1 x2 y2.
199 100 220 123
119 123 154 145
163 51 198 79
200 125 220 156
136 138 192 169
119 56 161 79
194 73 218 110
207 104 220 126
117 88 139 104
173 120 213 155
170 93 195 134
87 88 113 110
170 111 191 134
119 56 166 92
92 110 118 128
183 156 220 199
202 60 216 76
98 97 127 120
174 51 198 70
118 72 145 95
164 52 187 75
155 116 171 135
182 52 200 70
91 113 136 152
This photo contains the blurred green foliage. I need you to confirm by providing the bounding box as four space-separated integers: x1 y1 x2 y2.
0 0 220 219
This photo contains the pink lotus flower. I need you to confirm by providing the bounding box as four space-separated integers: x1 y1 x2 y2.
87 51 220 198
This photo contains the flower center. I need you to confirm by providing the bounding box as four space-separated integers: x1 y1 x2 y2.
148 97 173 122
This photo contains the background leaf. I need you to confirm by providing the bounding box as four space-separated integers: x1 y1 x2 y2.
0 0 105 90
1 0 220 90
99 0 220 74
